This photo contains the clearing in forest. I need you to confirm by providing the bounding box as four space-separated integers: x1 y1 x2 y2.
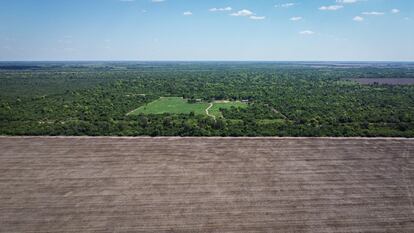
127 97 247 118
208 101 247 118
127 97 209 115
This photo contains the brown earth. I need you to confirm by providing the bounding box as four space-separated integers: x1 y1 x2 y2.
349 78 414 85
0 137 413 233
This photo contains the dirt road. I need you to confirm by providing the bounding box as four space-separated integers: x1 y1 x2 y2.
205 103 216 120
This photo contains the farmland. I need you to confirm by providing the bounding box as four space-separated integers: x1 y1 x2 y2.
0 136 413 232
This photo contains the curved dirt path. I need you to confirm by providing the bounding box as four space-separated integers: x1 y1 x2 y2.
205 103 216 120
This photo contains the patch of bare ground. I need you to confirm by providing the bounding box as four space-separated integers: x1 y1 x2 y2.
349 78 414 85
0 137 413 232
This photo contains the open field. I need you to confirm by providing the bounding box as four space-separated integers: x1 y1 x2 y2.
209 101 247 118
0 137 413 232
128 97 247 118
128 97 209 116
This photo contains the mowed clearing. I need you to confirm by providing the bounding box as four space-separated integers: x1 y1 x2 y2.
128 97 247 118
0 137 413 232
128 97 209 116
208 101 247 118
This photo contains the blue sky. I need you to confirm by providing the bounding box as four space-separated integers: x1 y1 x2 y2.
0 0 413 61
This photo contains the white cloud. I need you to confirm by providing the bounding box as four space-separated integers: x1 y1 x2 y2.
209 7 232 12
119 0 135 2
250 16 265 20
151 0 165 2
275 3 297 8
319 5 344 11
336 0 358 4
290 16 302 21
230 9 265 21
391 9 400 14
299 30 315 35
362 11 385 15
230 9 254 17
353 16 364 21
183 11 192 16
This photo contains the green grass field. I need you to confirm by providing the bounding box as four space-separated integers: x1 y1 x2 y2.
128 97 209 116
209 101 247 118
128 97 247 118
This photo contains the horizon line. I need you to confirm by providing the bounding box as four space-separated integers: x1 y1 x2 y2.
1 60 414 63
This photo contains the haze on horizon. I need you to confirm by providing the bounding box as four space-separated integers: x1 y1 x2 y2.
0 0 413 61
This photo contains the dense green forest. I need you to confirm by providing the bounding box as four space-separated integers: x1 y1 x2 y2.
1 62 414 137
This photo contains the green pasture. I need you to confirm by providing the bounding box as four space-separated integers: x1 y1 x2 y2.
128 97 209 116
128 97 248 118
209 101 248 118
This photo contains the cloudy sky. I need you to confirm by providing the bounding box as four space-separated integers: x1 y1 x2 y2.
0 0 413 61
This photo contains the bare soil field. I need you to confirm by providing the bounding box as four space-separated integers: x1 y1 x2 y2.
0 137 413 233
349 78 414 85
